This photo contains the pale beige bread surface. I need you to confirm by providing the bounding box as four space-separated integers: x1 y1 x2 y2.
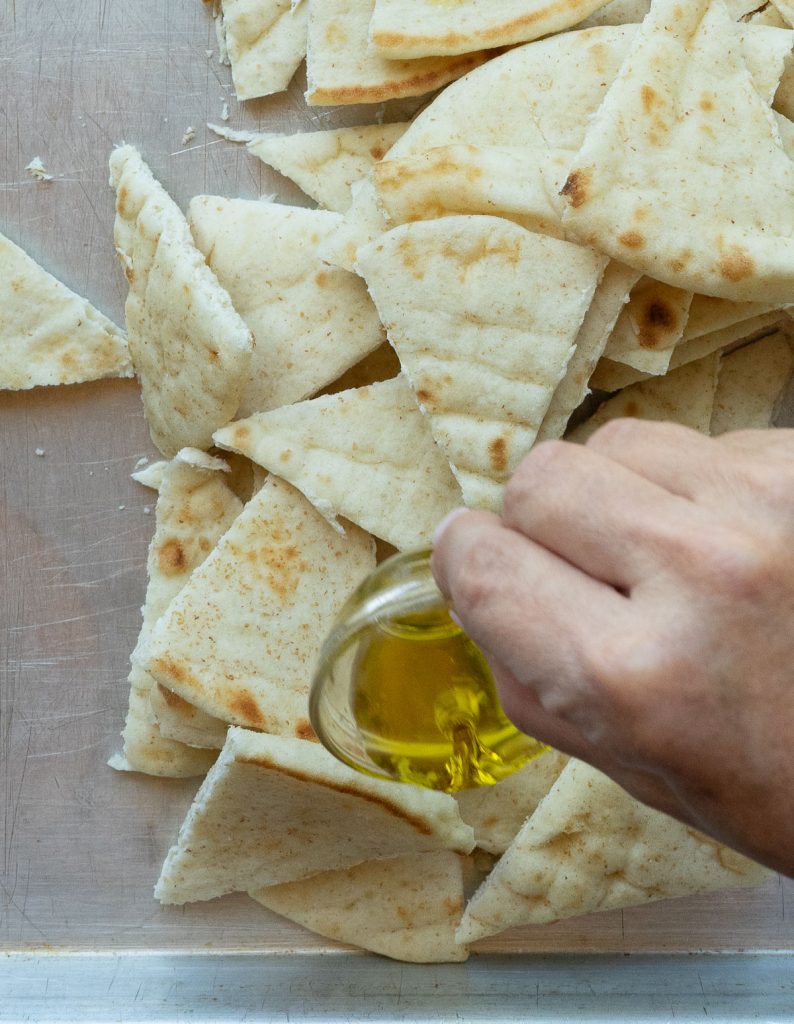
368 0 614 58
455 750 569 856
771 0 794 26
188 197 384 416
560 1 794 303
150 682 230 750
305 0 492 105
357 216 607 510
373 144 567 239
457 759 771 943
710 331 794 433
591 311 784 390
109 145 253 456
0 230 131 390
602 278 694 374
248 123 409 212
220 0 308 100
155 728 476 903
109 449 242 778
568 352 721 443
579 0 771 26
684 294 784 340
537 262 641 440
213 377 463 550
136 475 375 736
252 851 469 962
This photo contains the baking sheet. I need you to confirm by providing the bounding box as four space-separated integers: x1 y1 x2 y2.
1 0 793 970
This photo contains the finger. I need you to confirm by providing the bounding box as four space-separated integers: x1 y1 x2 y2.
431 508 629 711
489 658 691 823
501 440 705 590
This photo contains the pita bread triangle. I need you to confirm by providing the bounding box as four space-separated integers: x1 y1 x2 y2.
356 216 608 511
710 331 794 434
602 277 694 374
109 145 253 456
248 123 409 212
155 727 476 903
457 759 771 943
136 474 376 737
187 196 384 417
109 449 242 778
149 681 229 750
252 850 469 962
212 376 463 550
569 352 721 443
305 0 493 106
219 0 308 101
368 0 615 58
0 229 132 390
560 0 794 304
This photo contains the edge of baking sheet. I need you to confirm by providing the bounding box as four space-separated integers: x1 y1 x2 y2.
2 951 794 1022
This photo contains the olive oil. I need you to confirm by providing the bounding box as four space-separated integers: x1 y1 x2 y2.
350 606 548 792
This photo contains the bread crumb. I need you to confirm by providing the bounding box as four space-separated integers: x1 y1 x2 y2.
182 126 196 145
134 456 150 469
34 447 45 456
205 49 213 58
143 506 152 515
221 102 230 121
118 504 126 511
25 157 53 182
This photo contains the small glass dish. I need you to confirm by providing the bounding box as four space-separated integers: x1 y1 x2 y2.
310 549 549 793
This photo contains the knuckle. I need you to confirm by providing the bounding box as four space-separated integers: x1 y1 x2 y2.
586 416 642 451
695 528 777 599
450 535 506 615
505 441 575 511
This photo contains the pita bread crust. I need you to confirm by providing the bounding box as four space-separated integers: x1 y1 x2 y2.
155 728 476 903
357 217 607 510
213 377 463 550
109 145 253 456
137 475 376 735
0 230 131 390
248 123 408 212
221 0 308 100
305 0 492 106
252 851 469 962
369 0 613 58
188 197 384 416
113 450 242 778
560 1 794 303
457 759 771 943
710 330 794 433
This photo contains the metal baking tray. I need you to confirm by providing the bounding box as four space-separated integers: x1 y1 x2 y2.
1 2 792 1019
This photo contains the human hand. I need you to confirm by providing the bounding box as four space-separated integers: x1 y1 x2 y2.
431 422 794 877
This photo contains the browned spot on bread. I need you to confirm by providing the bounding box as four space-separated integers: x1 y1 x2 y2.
315 271 329 288
158 537 187 574
700 95 715 112
619 231 645 250
718 247 754 284
233 424 251 446
489 436 508 473
157 682 192 711
117 184 131 218
369 145 386 161
152 656 190 687
231 690 265 728
125 265 135 284
415 387 435 405
638 298 677 348
641 84 658 114
279 450 292 462
295 719 318 742
10 277 23 293
237 755 443 839
560 169 591 209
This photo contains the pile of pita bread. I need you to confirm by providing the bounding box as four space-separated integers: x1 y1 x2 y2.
5 0 790 962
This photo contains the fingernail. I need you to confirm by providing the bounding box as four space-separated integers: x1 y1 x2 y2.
432 507 469 548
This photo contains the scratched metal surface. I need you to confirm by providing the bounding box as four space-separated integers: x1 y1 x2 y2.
0 0 792 965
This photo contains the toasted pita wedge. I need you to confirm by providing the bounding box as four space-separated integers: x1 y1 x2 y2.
561 1 794 303
710 331 794 434
305 0 492 105
357 217 607 510
109 146 252 456
137 475 375 736
455 750 569 856
150 682 230 750
252 851 468 962
602 278 694 374
537 263 641 440
591 311 784 390
373 144 567 239
569 353 721 443
213 377 463 550
457 759 770 943
219 0 308 100
109 449 242 778
369 0 614 58
188 197 384 416
0 230 131 390
155 728 475 903
248 123 408 212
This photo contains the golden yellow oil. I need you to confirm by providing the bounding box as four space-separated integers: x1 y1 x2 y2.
350 606 548 792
